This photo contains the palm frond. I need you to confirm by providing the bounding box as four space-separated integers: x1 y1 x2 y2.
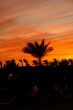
42 42 51 53
44 42 51 49
47 47 53 52
35 41 39 49
41 39 45 48
27 43 36 51
23 59 28 62
23 42 36 55
32 60 39 66
23 47 34 54
22 39 53 59
45 47 53 55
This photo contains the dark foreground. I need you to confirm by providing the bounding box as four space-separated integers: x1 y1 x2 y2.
0 100 73 110
0 65 73 110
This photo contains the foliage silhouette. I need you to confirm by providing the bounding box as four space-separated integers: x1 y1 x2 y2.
32 60 39 66
0 61 2 69
19 59 23 67
0 58 73 104
23 39 53 66
23 59 30 66
43 60 49 66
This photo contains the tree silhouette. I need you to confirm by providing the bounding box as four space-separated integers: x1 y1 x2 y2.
43 60 49 66
32 60 39 66
4 60 10 68
59 59 69 66
23 59 30 66
68 59 73 65
51 59 59 67
0 61 2 69
23 39 53 66
4 59 17 70
10 59 17 67
19 59 23 67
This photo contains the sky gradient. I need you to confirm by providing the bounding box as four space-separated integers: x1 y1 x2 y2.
0 0 73 64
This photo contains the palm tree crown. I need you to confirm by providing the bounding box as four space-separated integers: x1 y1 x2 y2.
23 39 53 66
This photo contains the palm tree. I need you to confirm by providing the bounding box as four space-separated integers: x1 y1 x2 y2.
43 60 49 66
60 59 68 66
53 59 59 67
4 60 10 67
4 59 17 69
19 59 23 66
23 39 53 66
23 59 30 66
32 60 39 66
10 59 17 67
68 59 73 65
0 61 2 69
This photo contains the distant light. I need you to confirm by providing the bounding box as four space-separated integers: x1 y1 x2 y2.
8 74 13 80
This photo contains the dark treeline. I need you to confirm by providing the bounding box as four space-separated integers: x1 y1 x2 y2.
0 58 73 104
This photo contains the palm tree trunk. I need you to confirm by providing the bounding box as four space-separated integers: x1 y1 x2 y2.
38 57 42 66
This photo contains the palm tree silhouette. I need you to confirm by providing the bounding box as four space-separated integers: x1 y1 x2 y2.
0 61 2 69
4 59 17 69
32 60 39 66
23 39 53 66
53 59 59 67
4 60 10 67
19 59 23 67
10 59 17 67
68 59 73 65
43 60 49 66
60 59 68 66
23 59 30 66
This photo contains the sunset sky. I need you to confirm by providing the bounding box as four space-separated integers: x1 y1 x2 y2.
0 0 73 64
